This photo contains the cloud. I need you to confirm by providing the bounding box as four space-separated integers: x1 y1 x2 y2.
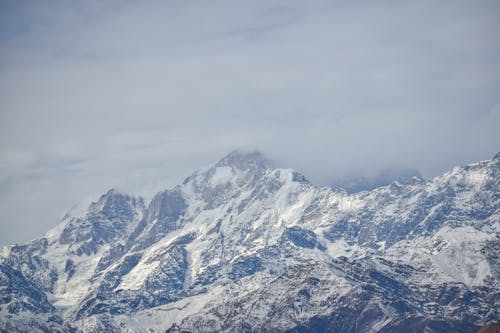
0 0 499 245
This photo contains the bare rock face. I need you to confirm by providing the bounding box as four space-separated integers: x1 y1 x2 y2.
0 150 499 332
476 323 500 333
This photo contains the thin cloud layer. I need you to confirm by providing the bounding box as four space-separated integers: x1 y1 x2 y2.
1 0 499 245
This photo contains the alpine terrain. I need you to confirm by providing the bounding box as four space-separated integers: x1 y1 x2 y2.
0 150 498 332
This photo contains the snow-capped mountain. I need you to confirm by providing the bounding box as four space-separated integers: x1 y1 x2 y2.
0 150 498 332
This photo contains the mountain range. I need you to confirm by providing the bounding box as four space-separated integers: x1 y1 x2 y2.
0 150 498 332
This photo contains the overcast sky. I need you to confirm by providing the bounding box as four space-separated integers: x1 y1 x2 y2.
1 0 499 245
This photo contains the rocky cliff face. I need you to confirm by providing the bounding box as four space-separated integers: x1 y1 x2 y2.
0 150 498 332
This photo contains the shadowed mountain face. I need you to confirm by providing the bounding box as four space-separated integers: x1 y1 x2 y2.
0 150 499 333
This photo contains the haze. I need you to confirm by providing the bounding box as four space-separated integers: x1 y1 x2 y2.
1 0 499 245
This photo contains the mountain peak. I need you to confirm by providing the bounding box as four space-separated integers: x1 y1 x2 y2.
90 188 137 212
215 150 269 171
180 150 272 203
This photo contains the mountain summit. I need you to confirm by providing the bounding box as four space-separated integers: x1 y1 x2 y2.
215 150 270 170
0 152 498 332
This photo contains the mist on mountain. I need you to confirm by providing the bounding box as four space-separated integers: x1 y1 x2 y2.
330 167 423 194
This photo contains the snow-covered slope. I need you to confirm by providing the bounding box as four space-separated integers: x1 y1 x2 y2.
0 150 498 332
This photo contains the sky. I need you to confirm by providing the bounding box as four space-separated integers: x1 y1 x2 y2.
0 0 499 245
